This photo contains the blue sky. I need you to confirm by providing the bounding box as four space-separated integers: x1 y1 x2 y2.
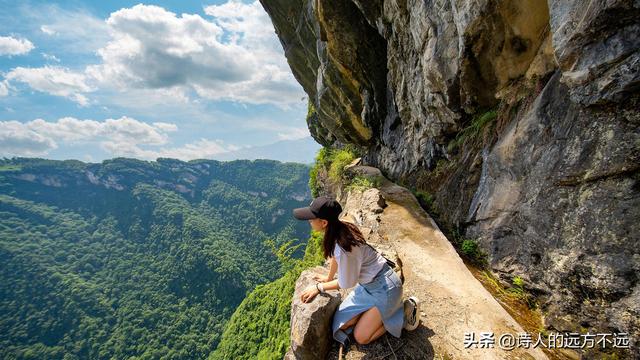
0 0 320 163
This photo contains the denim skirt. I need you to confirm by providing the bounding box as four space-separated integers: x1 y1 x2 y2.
331 262 404 344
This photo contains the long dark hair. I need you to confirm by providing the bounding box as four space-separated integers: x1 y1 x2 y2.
323 219 367 259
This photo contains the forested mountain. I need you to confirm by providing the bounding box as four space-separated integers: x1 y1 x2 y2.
209 230 324 360
0 157 312 359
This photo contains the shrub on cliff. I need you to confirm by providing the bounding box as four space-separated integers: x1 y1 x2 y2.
309 145 361 197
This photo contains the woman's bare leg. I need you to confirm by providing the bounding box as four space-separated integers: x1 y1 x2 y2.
366 323 386 343
353 306 386 344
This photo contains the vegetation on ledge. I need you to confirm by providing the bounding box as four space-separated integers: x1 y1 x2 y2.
309 145 369 197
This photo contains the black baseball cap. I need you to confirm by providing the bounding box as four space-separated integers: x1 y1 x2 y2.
293 195 342 221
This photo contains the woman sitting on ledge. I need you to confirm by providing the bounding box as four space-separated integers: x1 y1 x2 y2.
293 195 420 350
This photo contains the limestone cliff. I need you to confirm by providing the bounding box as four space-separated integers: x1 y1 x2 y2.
260 0 639 355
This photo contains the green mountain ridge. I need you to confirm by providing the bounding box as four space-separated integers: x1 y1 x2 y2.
0 157 312 359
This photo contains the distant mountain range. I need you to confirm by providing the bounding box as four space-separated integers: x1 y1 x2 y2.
212 137 321 165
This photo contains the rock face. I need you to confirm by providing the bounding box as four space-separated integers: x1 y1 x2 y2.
260 0 639 355
286 267 342 359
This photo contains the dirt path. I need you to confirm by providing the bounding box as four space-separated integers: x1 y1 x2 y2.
327 165 548 359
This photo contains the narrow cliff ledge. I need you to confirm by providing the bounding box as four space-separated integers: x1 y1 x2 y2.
286 163 556 359
260 0 639 354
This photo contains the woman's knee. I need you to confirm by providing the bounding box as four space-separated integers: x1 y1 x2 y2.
353 323 385 344
353 328 370 345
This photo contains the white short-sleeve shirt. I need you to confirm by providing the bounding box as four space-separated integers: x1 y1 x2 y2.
334 242 387 289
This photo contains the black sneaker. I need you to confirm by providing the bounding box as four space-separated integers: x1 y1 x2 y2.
403 296 420 331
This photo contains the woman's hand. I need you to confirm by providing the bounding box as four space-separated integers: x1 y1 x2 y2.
312 274 330 283
300 285 320 303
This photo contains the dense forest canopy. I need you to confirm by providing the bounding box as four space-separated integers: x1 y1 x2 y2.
0 157 312 359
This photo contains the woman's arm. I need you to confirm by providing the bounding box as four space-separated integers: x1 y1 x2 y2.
315 257 341 292
320 279 339 291
301 278 339 303
312 256 337 283
301 257 340 303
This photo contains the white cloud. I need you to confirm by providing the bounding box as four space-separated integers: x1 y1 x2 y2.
85 2 303 107
41 53 61 62
34 6 110 53
5 66 93 106
0 117 238 161
2 1 305 113
203 0 282 57
23 116 171 145
101 138 239 160
40 25 56 35
0 120 58 156
152 122 178 132
0 81 8 97
0 36 34 56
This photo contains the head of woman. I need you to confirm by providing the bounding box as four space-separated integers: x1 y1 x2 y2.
319 218 366 259
293 196 366 259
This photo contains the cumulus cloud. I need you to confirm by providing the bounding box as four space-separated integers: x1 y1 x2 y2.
0 121 58 156
0 36 34 56
85 2 303 107
0 117 237 160
5 66 93 106
25 116 173 145
4 2 303 108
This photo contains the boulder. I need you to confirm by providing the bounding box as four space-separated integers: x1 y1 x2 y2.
287 266 342 359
